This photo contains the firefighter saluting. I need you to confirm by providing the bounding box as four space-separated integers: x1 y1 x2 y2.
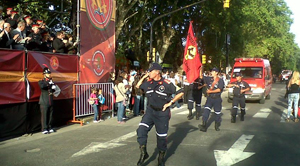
226 72 251 122
135 63 184 166
38 64 56 134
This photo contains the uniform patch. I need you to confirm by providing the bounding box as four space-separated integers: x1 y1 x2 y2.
158 85 165 92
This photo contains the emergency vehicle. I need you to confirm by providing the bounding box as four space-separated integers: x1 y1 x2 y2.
228 58 273 104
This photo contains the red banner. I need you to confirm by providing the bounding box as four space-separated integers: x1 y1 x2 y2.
26 51 78 102
0 49 26 105
79 0 116 83
183 21 202 83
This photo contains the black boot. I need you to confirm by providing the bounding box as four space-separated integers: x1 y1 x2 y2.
196 110 200 120
199 120 207 132
231 115 236 123
137 145 149 166
187 109 193 120
158 151 166 166
241 111 245 121
215 122 220 131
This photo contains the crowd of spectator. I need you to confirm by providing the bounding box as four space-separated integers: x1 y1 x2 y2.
0 6 78 54
108 67 230 123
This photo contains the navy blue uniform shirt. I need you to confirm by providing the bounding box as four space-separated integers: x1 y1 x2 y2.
140 78 179 109
232 80 250 97
204 76 225 97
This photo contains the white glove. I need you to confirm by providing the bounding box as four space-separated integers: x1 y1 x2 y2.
51 85 56 89
49 80 54 85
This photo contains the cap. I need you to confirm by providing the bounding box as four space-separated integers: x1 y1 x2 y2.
211 67 219 73
36 20 43 24
148 63 162 72
235 73 242 77
24 15 31 20
7 8 12 11
43 67 51 74
11 10 18 14
32 24 39 28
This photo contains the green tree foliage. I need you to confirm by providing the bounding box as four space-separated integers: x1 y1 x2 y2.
3 0 299 73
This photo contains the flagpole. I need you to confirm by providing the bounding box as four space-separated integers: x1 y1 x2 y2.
149 0 208 63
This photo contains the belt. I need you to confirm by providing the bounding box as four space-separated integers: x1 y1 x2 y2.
208 94 220 99
149 105 162 111
234 94 244 98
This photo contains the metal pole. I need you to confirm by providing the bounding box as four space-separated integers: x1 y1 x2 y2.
61 0 63 27
149 0 207 63
76 0 80 56
226 39 229 74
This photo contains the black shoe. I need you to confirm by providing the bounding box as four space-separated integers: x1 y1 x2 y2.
187 110 193 120
137 145 149 166
199 121 207 132
241 111 246 121
240 114 245 121
158 151 166 166
231 115 236 123
196 111 200 120
215 122 220 131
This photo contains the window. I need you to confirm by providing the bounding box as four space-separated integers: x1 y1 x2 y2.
233 67 263 79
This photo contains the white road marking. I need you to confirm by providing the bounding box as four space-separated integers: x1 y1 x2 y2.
253 108 271 118
280 109 288 122
72 131 136 157
214 134 255 166
253 113 270 118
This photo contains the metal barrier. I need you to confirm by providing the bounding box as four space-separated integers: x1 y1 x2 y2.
70 83 114 125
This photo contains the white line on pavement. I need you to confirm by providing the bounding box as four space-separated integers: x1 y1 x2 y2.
72 131 136 157
280 109 287 123
253 108 271 118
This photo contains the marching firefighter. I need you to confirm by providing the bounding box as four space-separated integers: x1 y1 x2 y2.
135 63 184 166
187 77 205 120
199 67 225 132
226 72 250 122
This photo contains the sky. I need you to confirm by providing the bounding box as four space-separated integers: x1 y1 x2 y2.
285 0 300 47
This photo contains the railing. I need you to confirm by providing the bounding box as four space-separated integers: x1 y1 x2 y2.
70 83 114 125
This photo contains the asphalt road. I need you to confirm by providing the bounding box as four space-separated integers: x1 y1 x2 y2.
1 82 300 166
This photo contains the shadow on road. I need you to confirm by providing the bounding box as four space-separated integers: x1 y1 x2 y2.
143 121 198 165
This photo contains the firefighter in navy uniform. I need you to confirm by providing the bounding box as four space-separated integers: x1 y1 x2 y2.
135 63 184 166
199 67 225 132
187 77 205 120
227 72 251 122
38 65 56 134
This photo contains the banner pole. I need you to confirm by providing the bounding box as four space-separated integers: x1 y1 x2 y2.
76 0 80 56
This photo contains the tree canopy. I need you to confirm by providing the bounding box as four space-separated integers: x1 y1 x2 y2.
3 0 300 74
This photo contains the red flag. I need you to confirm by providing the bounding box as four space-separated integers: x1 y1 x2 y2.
183 21 202 83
